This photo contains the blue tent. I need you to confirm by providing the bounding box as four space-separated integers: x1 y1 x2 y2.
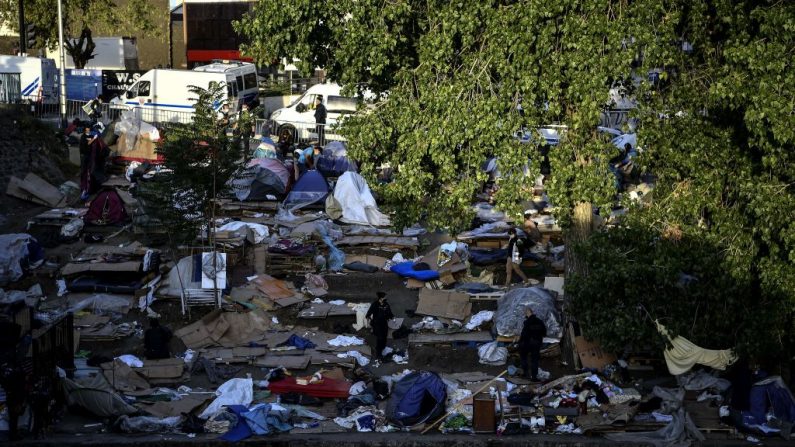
386 371 446 427
282 170 330 211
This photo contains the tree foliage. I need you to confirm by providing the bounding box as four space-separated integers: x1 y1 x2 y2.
239 1 795 360
138 83 249 244
0 0 165 66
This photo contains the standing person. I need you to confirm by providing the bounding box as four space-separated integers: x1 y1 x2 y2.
505 227 529 286
217 103 231 129
314 95 327 146
365 291 393 360
518 307 547 381
236 103 254 151
144 318 172 360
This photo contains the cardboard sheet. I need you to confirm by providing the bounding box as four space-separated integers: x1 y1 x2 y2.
415 288 472 320
138 394 208 418
174 309 273 349
255 354 311 370
138 358 185 380
6 173 65 207
61 261 142 276
575 336 616 369
252 274 296 300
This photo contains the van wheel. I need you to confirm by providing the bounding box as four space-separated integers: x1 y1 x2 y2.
278 125 295 145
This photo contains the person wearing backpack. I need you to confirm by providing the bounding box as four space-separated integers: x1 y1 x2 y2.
505 227 530 286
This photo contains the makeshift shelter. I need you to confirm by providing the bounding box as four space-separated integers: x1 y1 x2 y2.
332 172 390 226
743 376 795 428
386 370 446 427
282 170 330 211
316 155 358 178
232 158 291 201
84 189 129 226
495 287 561 338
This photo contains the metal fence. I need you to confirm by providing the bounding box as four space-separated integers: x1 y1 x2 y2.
254 118 347 147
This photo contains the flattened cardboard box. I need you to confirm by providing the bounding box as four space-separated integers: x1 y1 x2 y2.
415 288 472 321
575 336 616 370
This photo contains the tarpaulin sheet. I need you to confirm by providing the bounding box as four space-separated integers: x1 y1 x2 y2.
267 376 351 398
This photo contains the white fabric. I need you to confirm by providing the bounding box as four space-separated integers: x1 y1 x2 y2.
352 303 371 331
333 172 390 227
159 256 201 298
327 335 365 347
656 321 737 375
337 351 369 366
115 355 144 368
199 378 253 419
465 310 494 331
217 221 270 244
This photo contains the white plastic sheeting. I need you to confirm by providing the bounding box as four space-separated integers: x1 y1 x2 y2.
333 172 390 227
199 378 254 419
495 287 561 338
217 221 270 244
478 341 508 365
158 255 201 298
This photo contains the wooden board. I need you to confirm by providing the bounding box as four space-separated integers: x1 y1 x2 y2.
409 331 493 344
337 235 419 248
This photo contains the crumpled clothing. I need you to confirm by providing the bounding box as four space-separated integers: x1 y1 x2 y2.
656 321 737 375
303 273 328 297
328 335 365 347
676 370 731 392
411 316 445 332
337 350 370 366
465 310 494 331
241 403 292 435
285 334 316 350
204 410 238 433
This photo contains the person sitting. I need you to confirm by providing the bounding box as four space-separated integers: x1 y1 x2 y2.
144 318 172 360
292 146 315 181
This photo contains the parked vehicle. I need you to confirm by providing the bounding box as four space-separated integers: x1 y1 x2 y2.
0 55 58 104
61 37 139 70
268 82 359 143
112 61 260 122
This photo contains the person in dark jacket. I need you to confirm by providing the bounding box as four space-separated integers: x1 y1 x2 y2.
365 291 393 360
144 318 173 360
518 307 547 381
314 95 327 146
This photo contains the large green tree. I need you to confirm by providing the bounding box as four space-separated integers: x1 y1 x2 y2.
0 0 165 67
239 1 795 361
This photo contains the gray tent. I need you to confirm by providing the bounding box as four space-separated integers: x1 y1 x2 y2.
231 158 291 201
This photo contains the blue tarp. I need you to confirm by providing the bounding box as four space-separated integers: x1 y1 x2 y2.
469 248 543 266
389 262 440 281
316 155 357 178
386 371 446 427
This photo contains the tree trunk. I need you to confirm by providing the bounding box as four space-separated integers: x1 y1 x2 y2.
64 28 96 69
565 201 593 280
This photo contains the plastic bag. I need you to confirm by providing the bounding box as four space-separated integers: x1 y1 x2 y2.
199 378 254 419
478 341 508 365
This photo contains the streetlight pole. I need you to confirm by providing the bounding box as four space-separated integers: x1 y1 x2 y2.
56 0 66 125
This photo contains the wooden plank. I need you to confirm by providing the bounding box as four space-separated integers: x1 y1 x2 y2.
20 173 65 207
409 331 493 344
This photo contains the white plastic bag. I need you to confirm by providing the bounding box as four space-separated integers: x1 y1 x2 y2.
199 378 253 419
478 341 508 365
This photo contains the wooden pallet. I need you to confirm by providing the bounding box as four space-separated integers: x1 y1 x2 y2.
265 252 316 275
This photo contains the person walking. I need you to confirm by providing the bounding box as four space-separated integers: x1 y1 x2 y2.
365 291 393 360
314 95 327 146
518 307 547 381
505 227 529 286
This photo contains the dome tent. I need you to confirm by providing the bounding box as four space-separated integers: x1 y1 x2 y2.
386 371 446 427
231 158 291 201
282 170 330 211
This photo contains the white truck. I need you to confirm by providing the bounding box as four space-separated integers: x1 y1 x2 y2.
59 37 139 70
268 82 359 143
0 55 58 104
114 61 260 122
